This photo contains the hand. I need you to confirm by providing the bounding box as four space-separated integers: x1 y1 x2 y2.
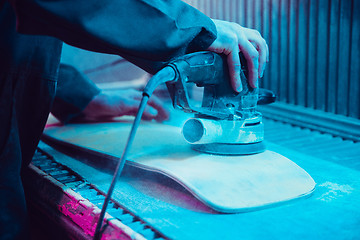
207 19 269 92
80 89 169 122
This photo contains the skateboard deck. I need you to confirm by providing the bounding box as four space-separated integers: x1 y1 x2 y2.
43 121 315 213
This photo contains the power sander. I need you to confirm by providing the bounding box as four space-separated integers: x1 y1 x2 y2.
94 51 275 239
164 51 275 155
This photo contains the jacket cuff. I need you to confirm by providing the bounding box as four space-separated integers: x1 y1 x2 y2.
51 64 100 124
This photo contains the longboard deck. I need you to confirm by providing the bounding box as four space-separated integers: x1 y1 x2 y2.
43 121 315 213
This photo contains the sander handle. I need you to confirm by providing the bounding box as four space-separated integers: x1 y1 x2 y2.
258 88 276 105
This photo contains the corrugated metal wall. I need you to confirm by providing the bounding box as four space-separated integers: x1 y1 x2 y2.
186 0 360 119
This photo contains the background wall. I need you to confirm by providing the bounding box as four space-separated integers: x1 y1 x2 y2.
62 0 360 120
186 0 360 120
60 44 148 87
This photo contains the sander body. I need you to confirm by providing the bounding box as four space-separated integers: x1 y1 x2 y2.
165 51 275 155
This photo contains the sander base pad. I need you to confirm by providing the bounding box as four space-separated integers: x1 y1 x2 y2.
191 142 266 156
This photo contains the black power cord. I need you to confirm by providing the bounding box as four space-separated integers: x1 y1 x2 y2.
93 66 176 240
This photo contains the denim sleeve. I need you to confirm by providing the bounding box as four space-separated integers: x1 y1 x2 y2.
51 64 101 124
10 0 217 74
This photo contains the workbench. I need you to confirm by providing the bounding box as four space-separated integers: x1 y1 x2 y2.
25 113 360 240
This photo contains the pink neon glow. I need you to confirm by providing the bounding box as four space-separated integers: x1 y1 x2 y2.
58 194 129 239
59 199 98 236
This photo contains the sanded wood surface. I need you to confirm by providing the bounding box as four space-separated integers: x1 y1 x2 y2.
43 121 315 213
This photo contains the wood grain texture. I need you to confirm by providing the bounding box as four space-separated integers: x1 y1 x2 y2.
44 121 315 213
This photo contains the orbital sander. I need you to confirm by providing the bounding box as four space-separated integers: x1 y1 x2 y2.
164 51 275 155
94 51 276 239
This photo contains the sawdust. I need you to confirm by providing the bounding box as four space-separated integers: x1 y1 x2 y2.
316 181 353 202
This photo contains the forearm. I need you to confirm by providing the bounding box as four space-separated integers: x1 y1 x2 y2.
11 0 217 73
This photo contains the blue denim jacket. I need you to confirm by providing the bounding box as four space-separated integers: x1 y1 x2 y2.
2 0 217 124
0 2 216 238
9 0 216 74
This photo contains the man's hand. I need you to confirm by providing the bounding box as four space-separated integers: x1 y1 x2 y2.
207 19 269 92
80 89 169 122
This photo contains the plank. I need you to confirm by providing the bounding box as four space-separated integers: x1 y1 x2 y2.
237 0 245 26
306 0 317 108
43 121 315 213
279 0 289 102
349 0 360 118
230 0 237 22
261 0 271 89
216 0 224 20
336 0 352 116
315 0 329 111
222 0 231 21
253 0 262 32
287 0 297 104
326 0 340 114
269 0 279 95
296 0 308 106
245 0 252 28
